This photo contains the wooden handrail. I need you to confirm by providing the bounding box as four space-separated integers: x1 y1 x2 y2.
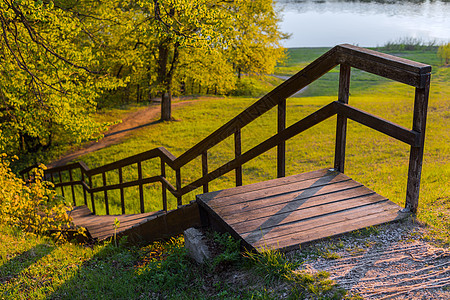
21 44 431 214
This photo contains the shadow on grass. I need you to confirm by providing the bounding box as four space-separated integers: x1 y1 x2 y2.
0 243 55 284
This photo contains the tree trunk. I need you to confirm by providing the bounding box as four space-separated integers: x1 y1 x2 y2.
161 91 172 121
157 41 179 121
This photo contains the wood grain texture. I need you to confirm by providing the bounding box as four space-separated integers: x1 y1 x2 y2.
197 169 409 252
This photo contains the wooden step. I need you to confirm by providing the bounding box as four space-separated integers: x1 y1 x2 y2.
197 169 409 252
69 203 201 243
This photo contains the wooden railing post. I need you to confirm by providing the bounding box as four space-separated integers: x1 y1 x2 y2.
81 171 87 205
89 175 96 215
234 129 243 186
102 172 109 215
118 167 125 214
160 158 168 212
334 64 351 172
277 99 286 178
137 162 144 213
58 171 65 198
202 151 209 193
405 84 430 213
69 169 76 206
176 168 182 207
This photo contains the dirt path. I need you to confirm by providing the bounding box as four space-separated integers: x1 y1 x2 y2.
296 219 450 299
48 99 196 168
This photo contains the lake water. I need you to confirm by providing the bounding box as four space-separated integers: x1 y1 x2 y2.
276 0 450 47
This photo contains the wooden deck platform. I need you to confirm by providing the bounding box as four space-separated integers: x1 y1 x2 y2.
197 169 409 252
69 206 166 241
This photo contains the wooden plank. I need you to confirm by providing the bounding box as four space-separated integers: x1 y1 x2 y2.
249 200 401 247
254 205 408 251
337 44 431 88
199 169 330 202
207 172 351 209
232 193 386 234
336 102 419 146
334 64 351 172
221 185 373 222
181 102 338 195
216 181 363 218
202 151 208 193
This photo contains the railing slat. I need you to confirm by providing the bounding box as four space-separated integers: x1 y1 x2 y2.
69 169 76 206
334 64 351 172
161 158 168 212
89 175 96 215
176 169 182 206
235 129 243 187
138 162 144 213
58 171 65 198
102 172 109 215
202 151 209 193
81 172 87 205
119 167 125 214
277 99 286 178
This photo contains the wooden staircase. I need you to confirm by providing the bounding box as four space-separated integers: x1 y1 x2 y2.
21 44 431 247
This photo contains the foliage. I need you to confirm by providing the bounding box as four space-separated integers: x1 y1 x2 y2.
134 0 287 120
0 0 124 155
210 231 242 268
377 37 438 51
0 154 71 238
437 43 450 65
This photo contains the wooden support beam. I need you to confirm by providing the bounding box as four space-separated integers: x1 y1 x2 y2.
202 151 209 193
119 167 125 214
138 162 144 213
406 84 430 213
102 172 109 215
69 169 76 206
277 99 286 178
161 158 168 212
176 169 182 207
235 129 243 186
334 64 351 172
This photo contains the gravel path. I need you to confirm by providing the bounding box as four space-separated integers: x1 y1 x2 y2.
296 219 450 299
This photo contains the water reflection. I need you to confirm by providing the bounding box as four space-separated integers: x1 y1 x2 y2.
277 0 450 47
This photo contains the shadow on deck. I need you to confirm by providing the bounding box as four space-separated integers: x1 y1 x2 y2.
197 169 409 252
